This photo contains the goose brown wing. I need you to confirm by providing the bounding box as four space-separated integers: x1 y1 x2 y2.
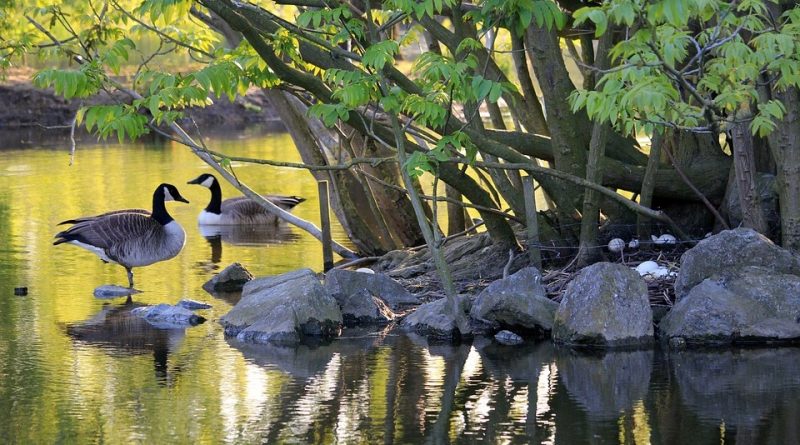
57 209 151 225
221 195 304 215
220 197 268 220
54 212 160 251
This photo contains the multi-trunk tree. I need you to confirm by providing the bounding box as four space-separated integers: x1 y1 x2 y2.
2 0 800 330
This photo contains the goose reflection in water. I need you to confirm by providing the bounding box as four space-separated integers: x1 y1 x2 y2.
65 303 187 386
195 223 299 271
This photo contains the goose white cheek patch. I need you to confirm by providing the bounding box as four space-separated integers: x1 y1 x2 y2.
163 186 175 201
200 176 215 188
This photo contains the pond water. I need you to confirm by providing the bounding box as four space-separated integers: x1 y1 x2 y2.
1 134 800 444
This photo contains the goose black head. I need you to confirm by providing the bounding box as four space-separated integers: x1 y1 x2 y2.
158 183 190 203
187 173 217 189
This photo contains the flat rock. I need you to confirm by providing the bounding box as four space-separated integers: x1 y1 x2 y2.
660 266 800 345
325 268 418 310
177 299 212 310
675 228 800 300
400 295 471 340
553 262 653 347
93 285 142 299
470 267 557 334
339 288 396 326
131 304 206 327
494 330 524 345
202 262 254 293
220 269 342 346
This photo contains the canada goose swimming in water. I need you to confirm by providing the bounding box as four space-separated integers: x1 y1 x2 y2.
53 183 189 288
187 173 305 225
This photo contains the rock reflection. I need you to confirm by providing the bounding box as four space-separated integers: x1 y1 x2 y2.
669 348 800 442
557 348 654 421
65 303 186 384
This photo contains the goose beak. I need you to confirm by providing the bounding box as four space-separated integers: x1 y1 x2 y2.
177 196 190 203
187 177 202 185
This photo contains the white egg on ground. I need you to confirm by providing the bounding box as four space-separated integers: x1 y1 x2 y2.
608 238 626 253
355 267 375 274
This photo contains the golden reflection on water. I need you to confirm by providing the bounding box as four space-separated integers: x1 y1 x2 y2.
1 135 800 444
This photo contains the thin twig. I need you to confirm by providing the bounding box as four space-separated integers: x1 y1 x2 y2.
662 144 730 230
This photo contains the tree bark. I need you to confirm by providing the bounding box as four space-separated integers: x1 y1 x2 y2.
263 90 394 254
446 185 467 235
731 112 768 234
577 30 613 266
525 23 588 219
765 87 800 250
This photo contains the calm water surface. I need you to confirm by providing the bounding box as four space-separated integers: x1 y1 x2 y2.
1 134 800 444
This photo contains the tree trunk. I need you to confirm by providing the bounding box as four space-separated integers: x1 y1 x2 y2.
638 132 662 242
577 122 610 266
577 31 613 266
264 90 393 254
525 24 589 222
446 185 467 235
731 112 768 234
348 132 426 247
765 87 800 250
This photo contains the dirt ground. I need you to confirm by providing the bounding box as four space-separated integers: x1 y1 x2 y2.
0 68 284 146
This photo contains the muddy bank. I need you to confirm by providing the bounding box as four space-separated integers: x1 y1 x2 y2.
0 81 285 147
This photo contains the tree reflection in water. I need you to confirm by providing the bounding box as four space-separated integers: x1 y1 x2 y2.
221 330 800 444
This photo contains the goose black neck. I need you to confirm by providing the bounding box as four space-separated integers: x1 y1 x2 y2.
152 188 174 225
205 180 222 215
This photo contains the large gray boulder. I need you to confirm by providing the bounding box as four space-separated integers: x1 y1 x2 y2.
675 228 800 299
553 262 653 347
660 266 800 345
202 262 254 293
400 295 471 339
325 269 418 310
469 267 557 334
220 269 342 345
338 289 396 326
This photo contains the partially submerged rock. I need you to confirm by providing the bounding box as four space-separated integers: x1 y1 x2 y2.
400 295 471 339
660 266 800 345
220 269 342 346
675 228 800 299
553 262 653 347
202 262 254 293
177 299 212 310
338 289 396 326
93 285 142 299
131 304 206 327
494 330 524 345
470 267 557 335
325 268 418 310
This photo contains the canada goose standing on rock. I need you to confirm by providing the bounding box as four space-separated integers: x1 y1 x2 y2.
54 183 190 288
187 173 305 225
